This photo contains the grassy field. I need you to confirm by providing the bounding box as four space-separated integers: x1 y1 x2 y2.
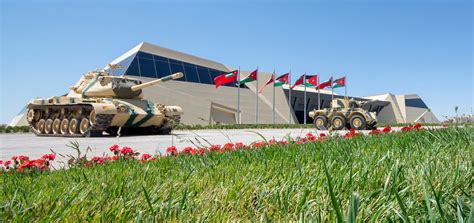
1 128 473 221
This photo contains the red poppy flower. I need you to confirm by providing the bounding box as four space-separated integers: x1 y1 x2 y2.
414 123 422 130
253 141 267 148
209 144 221 152
41 153 56 161
4 160 11 167
112 155 119 161
141 153 152 160
11 156 18 160
166 146 178 156
109 144 120 153
181 147 194 155
120 146 135 156
223 143 235 149
369 129 381 135
235 142 244 148
345 129 359 139
319 133 326 138
382 126 392 133
91 156 105 164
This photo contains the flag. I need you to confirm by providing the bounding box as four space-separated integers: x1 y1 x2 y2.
290 74 305 89
332 76 346 88
239 69 258 85
305 75 318 86
259 73 275 93
316 77 333 90
274 73 289 87
214 70 238 88
259 73 289 93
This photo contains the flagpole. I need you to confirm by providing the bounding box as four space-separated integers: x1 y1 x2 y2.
237 66 241 124
256 67 259 125
317 73 321 110
304 73 307 125
272 69 275 125
331 75 334 103
345 77 347 99
288 70 292 124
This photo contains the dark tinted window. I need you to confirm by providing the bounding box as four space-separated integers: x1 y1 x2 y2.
169 58 182 65
138 58 156 78
405 99 428 109
184 63 199 83
137 51 153 60
153 55 168 62
126 57 140 76
170 62 186 81
197 66 211 84
155 60 171 78
209 69 222 82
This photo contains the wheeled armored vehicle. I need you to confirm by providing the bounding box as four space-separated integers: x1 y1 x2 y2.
309 98 378 130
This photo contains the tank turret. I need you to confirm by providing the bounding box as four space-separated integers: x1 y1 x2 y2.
69 71 183 99
26 68 184 137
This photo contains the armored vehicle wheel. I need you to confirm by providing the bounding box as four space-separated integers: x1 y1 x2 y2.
36 119 46 133
331 115 346 130
44 119 53 134
349 114 366 130
79 118 90 135
52 119 61 134
314 115 328 130
27 109 39 122
60 119 69 135
69 118 79 134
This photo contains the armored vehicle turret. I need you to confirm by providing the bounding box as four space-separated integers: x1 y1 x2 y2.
26 69 184 137
308 98 378 130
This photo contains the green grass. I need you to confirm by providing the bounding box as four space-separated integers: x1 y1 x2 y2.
1 128 473 221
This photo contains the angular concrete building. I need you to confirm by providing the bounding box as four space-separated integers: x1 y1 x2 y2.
10 42 438 126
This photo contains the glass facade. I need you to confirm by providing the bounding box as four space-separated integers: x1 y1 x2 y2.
405 98 428 109
118 50 240 87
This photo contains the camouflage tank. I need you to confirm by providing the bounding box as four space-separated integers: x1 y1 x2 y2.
308 98 378 130
26 69 184 137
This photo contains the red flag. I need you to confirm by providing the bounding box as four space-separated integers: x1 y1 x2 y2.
290 74 305 89
258 73 275 93
214 70 238 88
316 77 333 90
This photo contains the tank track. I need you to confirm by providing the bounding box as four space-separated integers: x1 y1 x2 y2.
28 104 113 137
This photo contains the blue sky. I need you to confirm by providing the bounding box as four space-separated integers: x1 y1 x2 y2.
1 0 472 124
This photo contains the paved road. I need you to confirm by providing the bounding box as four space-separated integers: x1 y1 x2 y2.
0 127 426 166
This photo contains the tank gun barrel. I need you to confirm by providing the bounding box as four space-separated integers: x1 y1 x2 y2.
130 72 183 91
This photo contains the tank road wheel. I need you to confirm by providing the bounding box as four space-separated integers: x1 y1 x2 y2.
27 109 40 122
52 119 61 134
60 119 70 135
69 118 79 134
313 115 328 130
36 119 46 133
44 119 53 134
89 110 96 124
331 115 346 130
79 118 90 135
350 114 367 130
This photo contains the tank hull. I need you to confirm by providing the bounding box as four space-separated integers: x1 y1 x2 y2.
26 97 182 137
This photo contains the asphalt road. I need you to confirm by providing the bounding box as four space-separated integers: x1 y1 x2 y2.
0 127 422 167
